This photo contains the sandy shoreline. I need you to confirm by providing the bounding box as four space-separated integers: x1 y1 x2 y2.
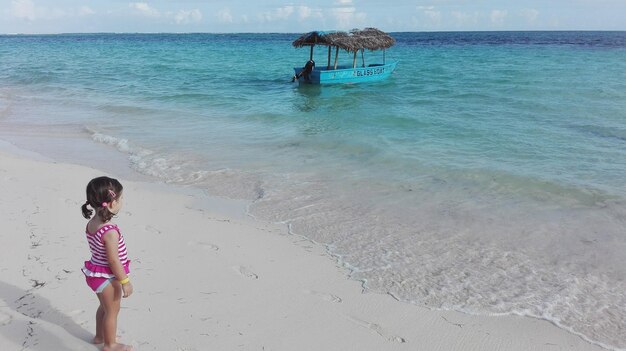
0 139 606 351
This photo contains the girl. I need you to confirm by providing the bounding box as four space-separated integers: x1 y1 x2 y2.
81 176 133 351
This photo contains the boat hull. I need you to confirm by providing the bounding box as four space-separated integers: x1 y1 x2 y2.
294 61 398 85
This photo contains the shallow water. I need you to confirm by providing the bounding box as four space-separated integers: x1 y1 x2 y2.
1 31 625 349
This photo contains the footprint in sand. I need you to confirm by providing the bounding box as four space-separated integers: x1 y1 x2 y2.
68 309 85 316
145 225 161 235
0 312 12 326
187 241 219 251
303 290 342 303
233 266 259 279
64 198 84 207
346 316 407 343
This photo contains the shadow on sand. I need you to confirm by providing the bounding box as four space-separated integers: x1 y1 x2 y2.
0 280 94 350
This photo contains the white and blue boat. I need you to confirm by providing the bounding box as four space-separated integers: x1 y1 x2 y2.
292 28 398 85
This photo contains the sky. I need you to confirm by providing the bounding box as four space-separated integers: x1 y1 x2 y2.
1 0 625 34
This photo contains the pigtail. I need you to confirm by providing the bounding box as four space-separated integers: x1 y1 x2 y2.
81 201 93 219
83 176 123 222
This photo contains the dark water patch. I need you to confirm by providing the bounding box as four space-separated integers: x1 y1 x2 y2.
573 125 626 144
393 31 626 48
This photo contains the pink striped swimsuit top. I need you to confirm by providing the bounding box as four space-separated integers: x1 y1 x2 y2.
83 224 130 277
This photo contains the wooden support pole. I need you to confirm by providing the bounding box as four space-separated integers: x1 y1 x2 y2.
361 49 365 67
327 46 331 70
353 51 357 69
334 46 339 70
310 45 314 61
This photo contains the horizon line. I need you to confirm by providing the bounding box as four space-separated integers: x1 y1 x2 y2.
2 29 626 36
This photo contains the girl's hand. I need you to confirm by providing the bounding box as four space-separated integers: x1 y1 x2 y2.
122 282 134 298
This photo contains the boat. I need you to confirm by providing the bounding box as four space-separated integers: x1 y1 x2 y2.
291 28 398 85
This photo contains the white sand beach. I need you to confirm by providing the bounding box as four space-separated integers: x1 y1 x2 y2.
0 140 606 351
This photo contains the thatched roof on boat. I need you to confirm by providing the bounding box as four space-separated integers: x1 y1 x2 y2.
292 28 395 52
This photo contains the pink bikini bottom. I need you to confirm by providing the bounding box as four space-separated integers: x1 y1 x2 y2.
85 276 115 293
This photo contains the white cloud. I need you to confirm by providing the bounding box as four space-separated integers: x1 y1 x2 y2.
129 2 160 18
416 5 435 11
330 0 366 29
217 8 233 23
127 2 201 25
295 6 323 20
490 9 507 25
11 0 36 21
416 5 441 25
298 6 312 20
275 6 294 20
424 10 442 24
332 6 354 27
520 8 539 23
9 0 91 21
257 5 323 22
331 6 366 29
452 11 480 26
259 5 318 22
78 6 95 16
174 9 202 24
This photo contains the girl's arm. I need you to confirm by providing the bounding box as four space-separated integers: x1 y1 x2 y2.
103 229 133 298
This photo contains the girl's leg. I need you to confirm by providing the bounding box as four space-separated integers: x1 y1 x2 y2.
93 304 105 344
94 302 121 344
97 281 132 351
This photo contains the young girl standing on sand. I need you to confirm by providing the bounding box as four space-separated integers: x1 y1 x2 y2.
81 176 134 351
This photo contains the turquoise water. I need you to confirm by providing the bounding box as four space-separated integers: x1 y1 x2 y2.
1 32 625 349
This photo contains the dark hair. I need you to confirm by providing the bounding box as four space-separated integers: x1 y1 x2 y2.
81 176 123 222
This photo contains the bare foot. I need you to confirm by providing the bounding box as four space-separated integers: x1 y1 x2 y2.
102 343 133 351
92 336 120 344
92 336 104 344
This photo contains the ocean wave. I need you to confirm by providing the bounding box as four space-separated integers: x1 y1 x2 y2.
86 127 264 200
251 175 626 350
0 88 14 120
